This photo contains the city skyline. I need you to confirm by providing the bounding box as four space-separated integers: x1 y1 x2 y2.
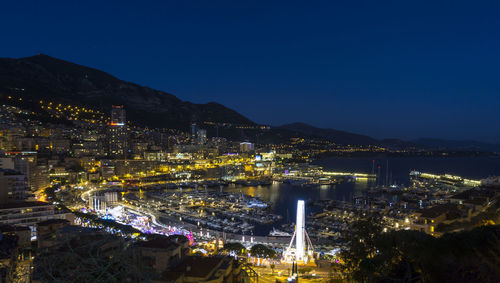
0 2 499 281
1 1 500 142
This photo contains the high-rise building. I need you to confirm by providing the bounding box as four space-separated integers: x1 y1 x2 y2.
0 169 30 204
1 153 39 190
0 158 15 170
109 106 127 156
190 123 198 144
197 129 207 145
111 105 126 126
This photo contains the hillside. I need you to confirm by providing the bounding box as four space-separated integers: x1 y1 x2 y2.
0 54 254 129
413 138 500 153
279 122 379 145
0 54 496 150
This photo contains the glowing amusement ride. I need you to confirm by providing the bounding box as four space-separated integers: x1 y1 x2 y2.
283 200 315 264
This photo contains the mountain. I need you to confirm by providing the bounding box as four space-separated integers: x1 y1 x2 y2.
277 123 500 151
278 122 379 145
0 54 254 129
413 138 500 153
0 55 497 150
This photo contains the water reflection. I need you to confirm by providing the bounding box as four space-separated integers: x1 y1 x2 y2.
223 178 372 225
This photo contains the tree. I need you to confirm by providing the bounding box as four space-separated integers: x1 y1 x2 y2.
250 244 276 259
33 235 155 282
270 263 275 274
340 218 500 282
298 266 313 275
223 242 246 256
66 161 84 172
338 216 384 281
370 229 433 281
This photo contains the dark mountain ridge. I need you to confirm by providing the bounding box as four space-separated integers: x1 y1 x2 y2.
279 122 378 145
413 138 500 152
278 123 500 152
0 54 254 129
0 54 497 151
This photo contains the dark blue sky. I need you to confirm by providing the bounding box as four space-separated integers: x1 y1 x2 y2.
1 1 499 142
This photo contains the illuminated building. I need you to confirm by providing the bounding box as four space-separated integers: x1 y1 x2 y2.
100 159 115 178
411 203 464 236
109 105 127 156
0 169 30 203
89 194 107 211
111 105 126 126
104 192 118 204
239 142 254 153
32 164 50 190
0 201 73 236
197 129 207 145
88 192 118 212
190 122 197 144
283 200 314 264
3 153 38 190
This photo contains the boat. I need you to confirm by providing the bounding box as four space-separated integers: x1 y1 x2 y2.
268 227 292 237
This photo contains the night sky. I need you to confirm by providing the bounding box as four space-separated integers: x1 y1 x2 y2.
1 1 499 142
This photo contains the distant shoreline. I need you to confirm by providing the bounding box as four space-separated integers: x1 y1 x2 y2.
314 150 499 159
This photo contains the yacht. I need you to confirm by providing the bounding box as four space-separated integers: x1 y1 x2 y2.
268 227 292 237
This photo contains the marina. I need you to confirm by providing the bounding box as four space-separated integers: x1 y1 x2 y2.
115 158 491 241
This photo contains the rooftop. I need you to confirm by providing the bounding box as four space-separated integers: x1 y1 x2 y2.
0 201 53 210
134 237 180 251
0 224 30 232
452 188 495 200
170 256 226 279
37 219 70 227
0 169 23 176
161 271 183 282
419 203 461 219
56 225 100 236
